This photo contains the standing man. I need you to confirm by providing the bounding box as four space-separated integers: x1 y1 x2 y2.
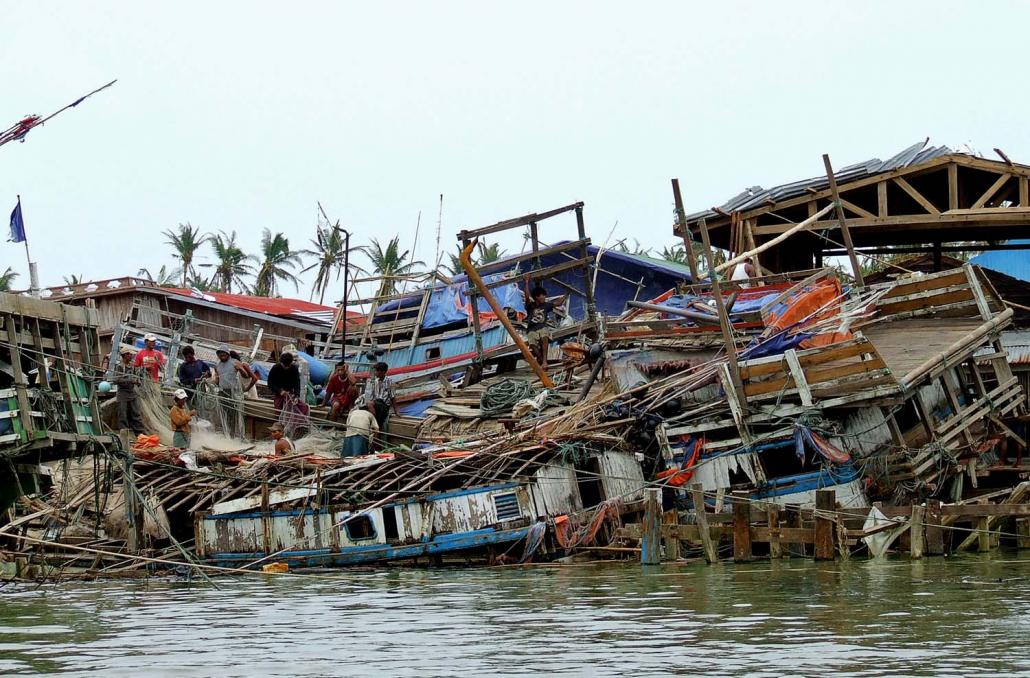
324 361 358 421
176 345 211 405
113 346 145 435
342 397 379 457
212 345 246 438
267 353 301 413
169 389 196 448
363 361 397 430
729 257 757 288
133 333 166 381
524 285 554 367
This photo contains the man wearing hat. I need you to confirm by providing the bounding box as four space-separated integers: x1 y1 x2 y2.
169 389 196 448
212 345 247 438
133 333 166 381
113 346 145 435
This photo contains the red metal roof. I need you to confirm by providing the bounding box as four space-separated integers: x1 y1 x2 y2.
167 289 361 320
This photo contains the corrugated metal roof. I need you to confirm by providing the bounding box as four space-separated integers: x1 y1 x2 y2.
1001 330 1030 365
166 288 347 320
968 240 1030 283
685 141 956 222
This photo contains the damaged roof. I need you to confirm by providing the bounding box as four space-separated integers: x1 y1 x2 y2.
685 141 957 223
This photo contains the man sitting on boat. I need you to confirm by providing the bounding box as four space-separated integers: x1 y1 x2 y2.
363 361 397 430
324 361 358 422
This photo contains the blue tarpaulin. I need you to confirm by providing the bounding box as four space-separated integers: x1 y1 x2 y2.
372 243 694 324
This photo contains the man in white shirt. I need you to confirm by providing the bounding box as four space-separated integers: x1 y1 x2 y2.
342 397 379 457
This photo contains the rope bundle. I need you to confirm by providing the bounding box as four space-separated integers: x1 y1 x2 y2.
479 378 534 415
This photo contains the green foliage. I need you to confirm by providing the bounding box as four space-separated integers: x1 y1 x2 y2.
447 241 506 275
62 274 84 285
254 229 303 297
364 235 424 297
162 222 209 287
0 267 18 292
137 265 180 287
616 239 651 256
210 230 255 293
301 223 347 305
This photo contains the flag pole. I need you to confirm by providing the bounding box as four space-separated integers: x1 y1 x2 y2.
16 195 39 295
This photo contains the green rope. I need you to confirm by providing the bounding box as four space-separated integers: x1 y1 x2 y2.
480 378 534 415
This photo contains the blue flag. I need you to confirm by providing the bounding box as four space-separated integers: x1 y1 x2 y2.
9 200 25 243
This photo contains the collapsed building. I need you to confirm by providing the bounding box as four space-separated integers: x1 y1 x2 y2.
2 141 1029 578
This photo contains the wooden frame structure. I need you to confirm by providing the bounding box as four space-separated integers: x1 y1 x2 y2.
456 202 598 369
676 150 1030 273
0 292 113 460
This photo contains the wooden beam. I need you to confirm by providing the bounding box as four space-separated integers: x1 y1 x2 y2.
671 178 701 280
948 163 959 210
877 180 888 217
839 197 876 219
894 176 941 215
1020 177 1029 207
457 202 583 241
971 172 1012 210
823 154 865 286
691 484 718 564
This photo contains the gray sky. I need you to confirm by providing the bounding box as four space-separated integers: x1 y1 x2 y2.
3 1 1028 303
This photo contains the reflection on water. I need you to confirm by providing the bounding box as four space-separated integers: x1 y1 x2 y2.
1 553 1027 676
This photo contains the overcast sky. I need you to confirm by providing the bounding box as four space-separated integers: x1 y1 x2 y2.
3 1 1028 303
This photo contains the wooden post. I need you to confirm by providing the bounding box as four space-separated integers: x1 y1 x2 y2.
910 504 925 560
1016 518 1030 549
697 218 748 420
767 506 783 559
575 206 599 327
641 488 662 565
787 507 805 557
732 491 752 562
260 480 272 555
814 489 835 560
822 154 865 287
691 484 717 564
671 178 701 281
925 499 945 555
462 236 485 381
119 440 144 554
662 508 680 562
977 516 991 553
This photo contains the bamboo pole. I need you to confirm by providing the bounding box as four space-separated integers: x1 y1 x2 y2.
715 203 834 275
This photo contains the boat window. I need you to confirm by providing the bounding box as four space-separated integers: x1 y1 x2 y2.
493 492 521 521
576 457 606 508
344 514 376 541
425 346 441 360
382 507 399 540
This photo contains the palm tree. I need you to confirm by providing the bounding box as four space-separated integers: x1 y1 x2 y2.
301 224 346 305
209 230 255 293
63 274 85 285
162 222 208 287
365 236 424 297
137 265 180 287
476 242 506 265
254 229 303 297
447 242 506 275
617 239 652 256
0 267 18 292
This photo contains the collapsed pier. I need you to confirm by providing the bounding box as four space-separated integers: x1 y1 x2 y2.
3 140 1030 579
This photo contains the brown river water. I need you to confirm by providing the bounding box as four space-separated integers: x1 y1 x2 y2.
1 552 1027 677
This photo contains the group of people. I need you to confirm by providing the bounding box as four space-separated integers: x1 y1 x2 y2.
110 332 398 460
